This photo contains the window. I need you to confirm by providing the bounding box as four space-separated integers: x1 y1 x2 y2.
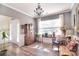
38 18 62 35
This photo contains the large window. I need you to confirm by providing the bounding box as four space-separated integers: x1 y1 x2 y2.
38 18 62 35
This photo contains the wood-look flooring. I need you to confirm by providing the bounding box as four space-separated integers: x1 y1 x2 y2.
1 42 79 56
2 42 59 56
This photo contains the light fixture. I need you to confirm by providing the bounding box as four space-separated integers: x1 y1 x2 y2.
34 3 44 16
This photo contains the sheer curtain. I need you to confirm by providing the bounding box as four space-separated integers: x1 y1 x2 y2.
38 15 63 35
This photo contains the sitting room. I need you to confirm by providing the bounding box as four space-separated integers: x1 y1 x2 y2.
0 3 79 56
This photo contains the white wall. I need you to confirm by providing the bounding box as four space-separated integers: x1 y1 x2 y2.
0 15 11 30
10 19 21 46
19 16 34 25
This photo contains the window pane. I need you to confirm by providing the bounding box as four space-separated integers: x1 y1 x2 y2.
38 18 61 34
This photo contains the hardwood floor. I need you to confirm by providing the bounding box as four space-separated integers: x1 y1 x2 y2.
0 42 79 56
1 42 59 56
21 43 59 56
6 43 33 56
2 42 79 56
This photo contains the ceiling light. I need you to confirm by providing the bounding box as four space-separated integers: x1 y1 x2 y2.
34 3 44 16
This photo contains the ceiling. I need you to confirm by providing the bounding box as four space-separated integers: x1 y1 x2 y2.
2 3 73 17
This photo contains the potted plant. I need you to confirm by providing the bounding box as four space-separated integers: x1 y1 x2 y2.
35 33 40 42
61 27 66 36
0 31 8 55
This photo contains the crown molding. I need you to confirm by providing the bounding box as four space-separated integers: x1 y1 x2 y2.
1 3 32 18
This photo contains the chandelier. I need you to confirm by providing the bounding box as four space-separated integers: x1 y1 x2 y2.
34 3 44 16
